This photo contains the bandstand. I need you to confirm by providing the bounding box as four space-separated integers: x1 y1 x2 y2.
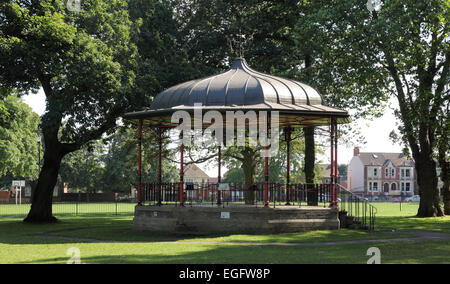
124 58 363 234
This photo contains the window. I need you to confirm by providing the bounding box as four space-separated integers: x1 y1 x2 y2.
384 183 389 193
373 168 378 177
391 168 395 177
401 169 405 178
405 182 410 192
385 168 389 178
369 182 372 192
401 182 410 192
391 183 397 191
373 182 378 192
405 169 410 178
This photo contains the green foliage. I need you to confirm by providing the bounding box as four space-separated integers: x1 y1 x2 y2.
0 0 139 147
298 0 448 150
222 167 244 184
0 95 40 179
176 0 302 73
59 142 105 193
101 127 178 192
58 126 179 193
0 1 190 220
128 0 205 98
338 164 348 177
292 1 391 117
295 0 449 216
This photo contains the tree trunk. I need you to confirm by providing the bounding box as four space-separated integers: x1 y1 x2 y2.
303 54 318 206
24 134 70 223
437 123 449 215
241 147 257 205
416 154 444 217
438 146 449 215
304 127 317 206
443 179 450 215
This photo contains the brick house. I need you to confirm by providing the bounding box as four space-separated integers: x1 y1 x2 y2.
347 147 417 198
318 164 347 188
184 164 210 184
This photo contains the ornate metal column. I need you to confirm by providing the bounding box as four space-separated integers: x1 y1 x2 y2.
330 118 335 207
217 146 222 205
137 119 143 206
179 141 185 207
158 127 162 206
285 127 291 205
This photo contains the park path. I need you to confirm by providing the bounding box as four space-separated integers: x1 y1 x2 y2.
33 229 450 247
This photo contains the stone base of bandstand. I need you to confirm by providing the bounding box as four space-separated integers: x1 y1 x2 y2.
133 205 340 234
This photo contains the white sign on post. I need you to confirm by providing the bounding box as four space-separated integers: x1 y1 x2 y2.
12 180 25 205
218 183 230 191
15 187 22 205
12 180 25 187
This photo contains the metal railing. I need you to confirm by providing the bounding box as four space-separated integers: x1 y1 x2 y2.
336 184 377 231
0 183 377 231
0 199 137 218
142 182 377 231
142 182 333 208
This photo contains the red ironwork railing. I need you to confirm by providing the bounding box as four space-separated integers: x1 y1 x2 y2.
141 182 334 208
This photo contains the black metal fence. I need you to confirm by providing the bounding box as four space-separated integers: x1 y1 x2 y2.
0 200 137 218
337 184 377 231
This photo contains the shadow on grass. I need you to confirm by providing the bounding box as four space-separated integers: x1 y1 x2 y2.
15 244 369 264
0 215 415 246
15 239 450 264
0 216 271 245
376 215 450 233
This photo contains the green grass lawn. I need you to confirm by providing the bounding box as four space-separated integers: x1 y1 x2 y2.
373 203 450 234
0 202 449 264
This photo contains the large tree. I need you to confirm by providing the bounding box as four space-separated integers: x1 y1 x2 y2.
0 0 142 222
297 0 449 217
0 94 40 181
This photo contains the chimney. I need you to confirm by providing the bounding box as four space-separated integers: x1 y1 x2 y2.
354 147 360 157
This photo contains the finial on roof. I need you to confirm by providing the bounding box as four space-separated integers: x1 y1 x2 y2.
231 57 247 69
227 31 254 59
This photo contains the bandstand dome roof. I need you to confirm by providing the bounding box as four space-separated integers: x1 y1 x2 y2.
124 58 349 127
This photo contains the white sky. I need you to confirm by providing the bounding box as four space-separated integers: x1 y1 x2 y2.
23 91 403 177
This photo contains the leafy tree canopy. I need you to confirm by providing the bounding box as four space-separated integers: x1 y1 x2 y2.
0 94 40 179
297 0 449 216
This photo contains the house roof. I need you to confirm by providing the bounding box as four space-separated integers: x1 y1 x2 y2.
318 164 332 177
184 164 210 179
358 152 414 167
208 177 219 183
